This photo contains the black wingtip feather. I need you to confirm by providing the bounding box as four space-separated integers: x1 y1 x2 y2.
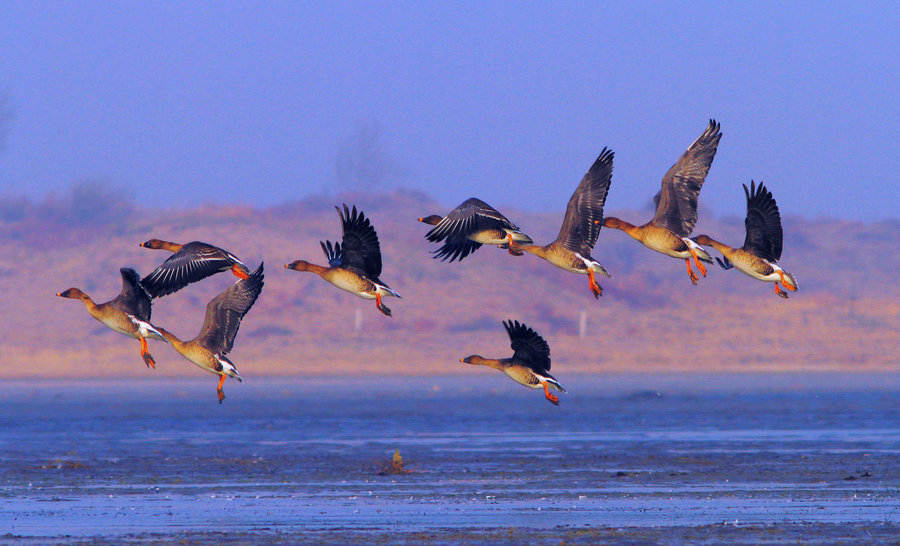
503 319 552 372
233 262 265 321
120 267 152 302
249 261 264 279
120 267 141 284
596 147 614 164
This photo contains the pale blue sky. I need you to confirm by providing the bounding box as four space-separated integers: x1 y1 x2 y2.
0 1 897 220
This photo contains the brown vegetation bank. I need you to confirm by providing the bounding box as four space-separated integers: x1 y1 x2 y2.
1 190 897 379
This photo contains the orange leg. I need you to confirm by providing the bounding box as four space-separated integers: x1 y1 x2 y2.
542 382 560 406
139 337 155 369
506 233 523 256
217 374 227 404
587 269 602 299
231 264 250 279
689 248 708 277
685 259 699 286
375 293 392 317
777 271 796 291
774 283 789 299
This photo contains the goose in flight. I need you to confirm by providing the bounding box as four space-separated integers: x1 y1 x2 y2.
139 239 249 298
461 319 566 406
602 119 721 285
57 268 167 369
694 181 798 298
286 204 400 316
156 263 264 403
418 198 533 262
511 148 615 299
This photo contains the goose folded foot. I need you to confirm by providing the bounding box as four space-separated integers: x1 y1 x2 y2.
588 269 603 299
375 293 392 317
216 374 227 404
139 337 155 369
775 284 789 299
542 382 560 406
778 271 797 291
142 353 156 369
505 233 524 256
685 259 699 286
231 264 250 280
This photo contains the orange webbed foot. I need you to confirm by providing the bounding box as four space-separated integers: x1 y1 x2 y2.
506 239 524 256
142 353 156 369
217 374 227 404
232 264 250 279
375 293 392 317
587 270 602 299
696 260 708 278
542 383 560 406
690 249 708 277
686 260 699 285
775 284 789 299
777 271 797 291
139 338 155 369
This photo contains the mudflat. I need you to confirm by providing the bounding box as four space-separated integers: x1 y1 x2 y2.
2 373 900 543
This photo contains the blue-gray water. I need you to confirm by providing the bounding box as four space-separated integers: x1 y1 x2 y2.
3 373 900 543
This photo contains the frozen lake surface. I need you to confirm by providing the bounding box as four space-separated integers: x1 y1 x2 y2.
2 372 900 543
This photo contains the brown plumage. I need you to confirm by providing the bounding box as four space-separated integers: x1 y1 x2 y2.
156 263 264 403
140 239 250 298
513 148 614 299
461 320 566 406
286 204 400 316
57 268 167 369
418 198 533 261
602 119 721 285
694 181 798 298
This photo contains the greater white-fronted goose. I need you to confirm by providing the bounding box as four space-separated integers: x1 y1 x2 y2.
57 268 167 368
418 198 533 261
694 181 798 298
602 119 721 285
156 263 264 403
139 239 250 298
511 148 614 299
461 319 566 406
285 204 400 316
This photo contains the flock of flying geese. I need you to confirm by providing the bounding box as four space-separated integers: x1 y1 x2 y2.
57 119 799 406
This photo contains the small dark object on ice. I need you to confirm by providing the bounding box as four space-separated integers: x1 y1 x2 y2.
377 449 410 475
